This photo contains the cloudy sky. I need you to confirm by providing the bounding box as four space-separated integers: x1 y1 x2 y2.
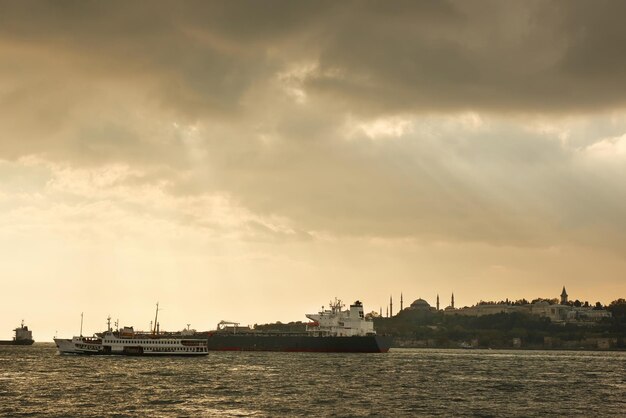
2 1 626 340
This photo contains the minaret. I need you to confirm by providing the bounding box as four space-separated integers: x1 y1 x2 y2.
436 294 440 311
560 286 568 305
386 306 389 318
390 295 393 317
400 293 404 311
451 293 455 309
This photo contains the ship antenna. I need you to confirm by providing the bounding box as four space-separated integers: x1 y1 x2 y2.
153 302 159 335
80 312 84 337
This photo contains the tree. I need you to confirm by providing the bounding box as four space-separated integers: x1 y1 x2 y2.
608 299 626 319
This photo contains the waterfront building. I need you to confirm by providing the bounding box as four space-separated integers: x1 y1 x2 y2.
442 287 611 324
444 303 524 317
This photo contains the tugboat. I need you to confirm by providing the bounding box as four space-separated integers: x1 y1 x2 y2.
0 321 35 345
204 299 392 352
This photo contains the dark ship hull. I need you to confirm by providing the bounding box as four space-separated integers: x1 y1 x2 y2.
203 333 392 353
0 339 34 346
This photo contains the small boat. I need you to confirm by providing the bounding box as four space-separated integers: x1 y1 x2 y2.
459 341 475 349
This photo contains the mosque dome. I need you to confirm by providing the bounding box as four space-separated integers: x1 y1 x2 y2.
410 298 431 310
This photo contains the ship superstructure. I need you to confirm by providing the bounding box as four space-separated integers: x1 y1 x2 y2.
0 321 35 345
305 299 375 336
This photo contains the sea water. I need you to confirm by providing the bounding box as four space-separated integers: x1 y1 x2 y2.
0 344 624 417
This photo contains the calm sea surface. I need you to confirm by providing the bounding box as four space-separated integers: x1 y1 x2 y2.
0 344 624 417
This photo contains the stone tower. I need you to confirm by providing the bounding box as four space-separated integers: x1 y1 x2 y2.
560 286 568 305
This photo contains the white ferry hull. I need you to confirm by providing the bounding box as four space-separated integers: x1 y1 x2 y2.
55 333 209 356
54 338 79 354
54 337 103 355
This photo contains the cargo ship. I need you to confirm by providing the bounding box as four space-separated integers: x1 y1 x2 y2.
0 321 34 345
203 299 391 353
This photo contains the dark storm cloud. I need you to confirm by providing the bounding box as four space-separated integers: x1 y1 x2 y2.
308 0 626 114
2 0 626 250
2 0 626 116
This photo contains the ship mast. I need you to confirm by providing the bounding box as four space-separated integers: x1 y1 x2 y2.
80 312 84 337
152 302 159 335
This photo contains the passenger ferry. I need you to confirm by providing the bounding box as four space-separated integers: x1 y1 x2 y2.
55 306 208 356
99 326 208 356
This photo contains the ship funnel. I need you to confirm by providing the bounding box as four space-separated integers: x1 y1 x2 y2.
350 301 364 319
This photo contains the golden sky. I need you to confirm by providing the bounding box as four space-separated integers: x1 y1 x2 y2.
1 1 626 340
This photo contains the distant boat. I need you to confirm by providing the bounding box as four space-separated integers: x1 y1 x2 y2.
0 321 34 346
